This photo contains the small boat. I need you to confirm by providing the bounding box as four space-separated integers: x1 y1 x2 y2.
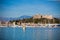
56 24 60 27
46 24 60 28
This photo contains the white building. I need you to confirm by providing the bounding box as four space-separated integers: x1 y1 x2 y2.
33 14 53 19
33 14 42 19
42 15 53 19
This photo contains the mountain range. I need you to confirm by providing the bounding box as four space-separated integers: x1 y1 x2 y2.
0 15 32 21
0 15 60 21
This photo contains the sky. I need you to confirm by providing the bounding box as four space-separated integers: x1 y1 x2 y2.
0 0 60 18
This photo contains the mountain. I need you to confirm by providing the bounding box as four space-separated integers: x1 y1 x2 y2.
0 15 32 21
17 15 32 19
0 17 13 21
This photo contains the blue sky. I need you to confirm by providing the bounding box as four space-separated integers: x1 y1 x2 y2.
0 0 60 18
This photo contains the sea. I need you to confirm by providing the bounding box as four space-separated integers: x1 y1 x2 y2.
0 27 60 40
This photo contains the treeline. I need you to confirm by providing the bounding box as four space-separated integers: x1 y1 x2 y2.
9 17 60 24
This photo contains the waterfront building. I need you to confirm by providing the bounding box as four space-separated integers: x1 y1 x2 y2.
33 14 53 19
33 14 42 19
16 22 21 26
42 15 53 19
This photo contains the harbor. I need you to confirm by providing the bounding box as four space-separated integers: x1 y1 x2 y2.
0 14 60 28
0 0 60 40
0 27 60 40
0 23 60 28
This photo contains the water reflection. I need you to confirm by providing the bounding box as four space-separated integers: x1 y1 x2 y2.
0 27 60 40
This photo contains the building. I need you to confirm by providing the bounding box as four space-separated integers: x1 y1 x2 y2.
42 15 53 19
33 14 42 19
33 14 53 19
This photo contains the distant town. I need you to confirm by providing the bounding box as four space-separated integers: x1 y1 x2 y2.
0 14 60 27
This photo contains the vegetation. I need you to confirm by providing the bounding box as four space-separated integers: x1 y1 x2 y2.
9 17 60 24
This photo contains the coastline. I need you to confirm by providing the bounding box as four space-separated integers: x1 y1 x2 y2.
0 24 60 28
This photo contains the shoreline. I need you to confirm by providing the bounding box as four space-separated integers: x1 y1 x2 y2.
0 24 60 28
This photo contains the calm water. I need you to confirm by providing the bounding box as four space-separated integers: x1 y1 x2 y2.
0 27 60 40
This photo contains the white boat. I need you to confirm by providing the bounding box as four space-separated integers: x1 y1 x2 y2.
46 24 60 28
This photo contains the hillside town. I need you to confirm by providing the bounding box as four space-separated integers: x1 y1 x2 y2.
0 14 60 27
